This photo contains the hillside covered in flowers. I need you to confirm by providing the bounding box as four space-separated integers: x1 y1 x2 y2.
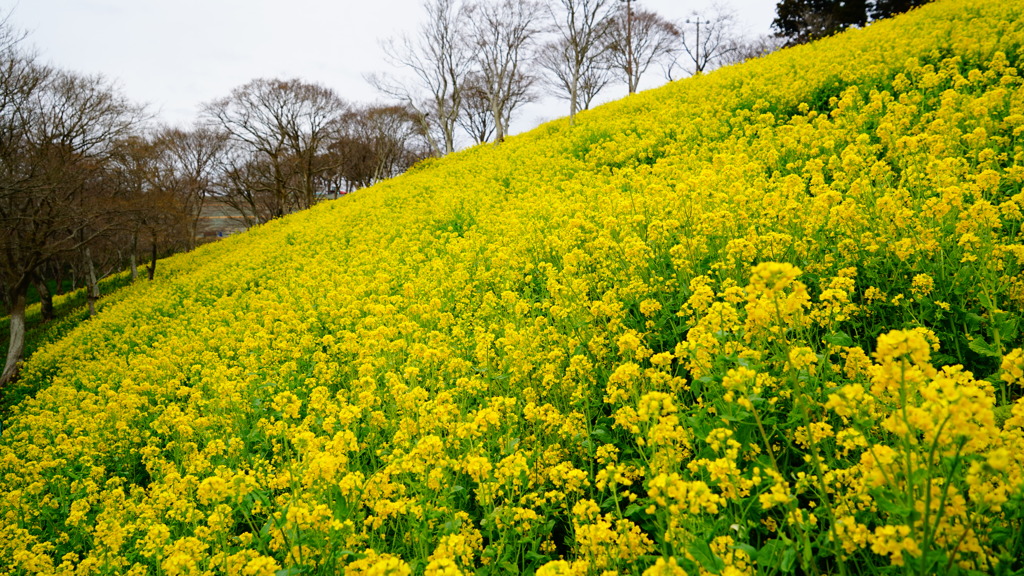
3 1 1024 574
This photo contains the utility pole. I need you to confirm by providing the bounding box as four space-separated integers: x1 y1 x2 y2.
686 17 711 73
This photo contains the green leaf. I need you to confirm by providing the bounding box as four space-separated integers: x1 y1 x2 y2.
998 316 1019 343
994 404 1014 428
734 543 758 558
719 406 751 423
979 290 994 309
965 312 985 332
824 331 853 347
687 539 725 574
781 547 797 573
275 567 302 576
503 437 521 454
525 550 550 564
624 503 645 517
756 540 779 564
874 491 912 516
259 519 273 539
969 337 1001 358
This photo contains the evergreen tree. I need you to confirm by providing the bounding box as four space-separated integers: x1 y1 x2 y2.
770 0 936 46
772 0 868 46
869 0 932 20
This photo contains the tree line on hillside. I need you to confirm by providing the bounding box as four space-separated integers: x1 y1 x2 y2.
373 0 781 143
773 0 933 45
0 16 431 386
0 0 935 387
373 0 934 149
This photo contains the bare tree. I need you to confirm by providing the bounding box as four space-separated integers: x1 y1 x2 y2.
457 73 496 144
0 15 47 349
0 57 144 385
717 34 786 67
372 0 471 156
464 0 540 144
215 145 281 228
538 0 615 124
203 78 347 221
106 135 158 280
107 133 201 280
327 103 430 189
605 3 679 94
0 11 36 127
666 6 740 79
537 39 613 122
74 162 146 315
151 125 228 248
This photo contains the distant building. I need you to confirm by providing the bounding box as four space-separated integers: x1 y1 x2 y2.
196 200 249 241
195 192 353 242
317 188 352 201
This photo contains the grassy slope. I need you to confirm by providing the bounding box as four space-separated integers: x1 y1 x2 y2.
0 273 134 412
2 1 1024 574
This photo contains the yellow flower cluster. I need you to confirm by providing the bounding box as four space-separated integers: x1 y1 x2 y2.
2 0 1024 574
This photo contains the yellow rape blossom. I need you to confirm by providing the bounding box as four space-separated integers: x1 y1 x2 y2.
2 2 1024 574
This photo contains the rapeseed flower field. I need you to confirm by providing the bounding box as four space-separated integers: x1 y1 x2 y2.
3 0 1024 574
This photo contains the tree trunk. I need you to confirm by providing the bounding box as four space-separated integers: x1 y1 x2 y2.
147 234 157 281
85 247 100 317
188 216 198 251
417 112 442 158
31 274 54 322
54 265 65 296
622 0 630 93
1 280 29 387
130 232 138 281
491 96 505 144
569 78 579 126
443 122 456 156
569 71 577 124
191 191 206 251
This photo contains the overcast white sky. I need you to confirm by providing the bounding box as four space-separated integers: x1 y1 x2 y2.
6 0 777 137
